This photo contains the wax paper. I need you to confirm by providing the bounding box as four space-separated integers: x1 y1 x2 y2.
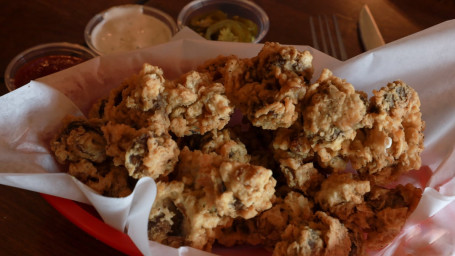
1 22 455 255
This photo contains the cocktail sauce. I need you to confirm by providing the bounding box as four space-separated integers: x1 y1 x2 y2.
13 55 84 88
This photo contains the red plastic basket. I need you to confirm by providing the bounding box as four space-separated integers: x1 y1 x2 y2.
41 193 143 256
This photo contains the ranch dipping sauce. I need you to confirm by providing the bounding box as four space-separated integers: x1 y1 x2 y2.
89 5 175 55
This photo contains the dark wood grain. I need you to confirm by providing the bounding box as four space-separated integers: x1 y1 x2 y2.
1 0 454 255
0 185 127 255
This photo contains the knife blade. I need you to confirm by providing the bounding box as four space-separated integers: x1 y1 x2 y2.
358 5 385 51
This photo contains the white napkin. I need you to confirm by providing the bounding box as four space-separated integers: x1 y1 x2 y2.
1 23 455 255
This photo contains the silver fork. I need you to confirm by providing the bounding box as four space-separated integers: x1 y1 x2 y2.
309 15 347 60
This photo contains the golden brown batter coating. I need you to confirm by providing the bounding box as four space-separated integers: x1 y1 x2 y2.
278 157 323 196
302 69 368 171
273 126 315 163
222 42 314 130
346 81 425 184
174 128 250 163
101 122 141 166
317 182 422 251
49 43 426 253
50 116 107 164
312 211 352 256
273 224 325 256
124 130 179 179
283 161 321 193
196 55 235 83
148 181 186 248
273 211 351 256
101 64 170 135
216 191 314 249
254 42 313 83
199 129 250 163
313 173 422 251
165 71 233 137
68 159 132 197
272 125 322 195
149 180 230 251
178 191 232 251
218 191 352 256
100 122 180 180
361 184 422 250
315 173 370 220
177 147 276 219
147 147 276 250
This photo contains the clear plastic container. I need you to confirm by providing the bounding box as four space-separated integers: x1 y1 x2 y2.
4 42 96 91
85 4 178 55
177 0 269 43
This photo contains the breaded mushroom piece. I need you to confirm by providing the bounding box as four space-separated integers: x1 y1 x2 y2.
68 159 132 197
100 64 170 135
222 42 314 130
176 147 276 219
165 71 234 137
302 69 368 171
50 116 107 164
147 147 276 251
346 80 425 184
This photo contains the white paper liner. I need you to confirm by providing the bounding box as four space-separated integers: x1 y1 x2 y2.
1 24 455 255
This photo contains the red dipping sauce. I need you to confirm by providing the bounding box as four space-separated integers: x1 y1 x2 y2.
13 55 85 88
4 42 96 91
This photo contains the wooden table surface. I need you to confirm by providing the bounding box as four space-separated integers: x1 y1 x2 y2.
1 0 454 255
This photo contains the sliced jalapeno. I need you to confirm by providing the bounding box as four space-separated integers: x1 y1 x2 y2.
190 10 227 31
188 10 258 42
233 16 258 38
205 19 252 42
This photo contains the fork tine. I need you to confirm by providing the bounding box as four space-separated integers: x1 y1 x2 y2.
309 14 347 60
332 14 347 60
309 16 319 50
324 15 338 59
317 15 328 55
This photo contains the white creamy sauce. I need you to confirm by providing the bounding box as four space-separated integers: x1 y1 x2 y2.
91 5 172 54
